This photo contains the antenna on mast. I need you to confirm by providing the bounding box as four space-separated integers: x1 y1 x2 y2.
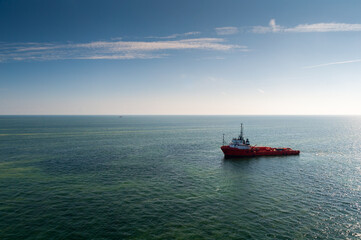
223 134 225 146
240 123 244 140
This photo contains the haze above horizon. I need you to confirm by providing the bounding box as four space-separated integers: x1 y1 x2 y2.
1 0 361 115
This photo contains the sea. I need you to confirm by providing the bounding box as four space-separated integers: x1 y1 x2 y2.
0 115 360 239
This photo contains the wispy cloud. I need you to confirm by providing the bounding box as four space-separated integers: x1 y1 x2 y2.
303 59 361 69
0 38 245 62
252 19 282 33
215 27 239 35
146 31 200 39
257 88 265 94
253 19 361 33
287 23 361 32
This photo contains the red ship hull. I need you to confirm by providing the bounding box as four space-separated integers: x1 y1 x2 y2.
221 145 300 158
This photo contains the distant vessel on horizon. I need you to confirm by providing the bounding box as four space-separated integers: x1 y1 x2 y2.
221 124 300 158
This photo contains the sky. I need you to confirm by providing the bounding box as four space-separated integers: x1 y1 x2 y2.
1 0 361 115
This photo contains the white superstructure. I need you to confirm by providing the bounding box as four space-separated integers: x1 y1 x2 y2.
228 123 251 149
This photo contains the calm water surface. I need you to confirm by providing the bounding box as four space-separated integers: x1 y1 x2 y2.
0 116 360 239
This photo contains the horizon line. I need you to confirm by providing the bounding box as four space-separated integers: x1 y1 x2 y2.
0 114 360 116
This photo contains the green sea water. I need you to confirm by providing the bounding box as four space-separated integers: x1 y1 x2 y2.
0 116 360 239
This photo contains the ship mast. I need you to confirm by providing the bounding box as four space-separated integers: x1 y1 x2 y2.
240 123 244 141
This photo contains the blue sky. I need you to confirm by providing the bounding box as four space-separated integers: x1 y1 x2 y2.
1 0 361 115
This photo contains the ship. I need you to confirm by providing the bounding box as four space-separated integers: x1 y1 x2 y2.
221 124 300 158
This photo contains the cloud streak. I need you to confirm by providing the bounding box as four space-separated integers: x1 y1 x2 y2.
0 38 245 62
253 19 361 33
287 23 361 32
215 27 239 35
146 31 200 39
303 59 361 69
252 19 282 33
